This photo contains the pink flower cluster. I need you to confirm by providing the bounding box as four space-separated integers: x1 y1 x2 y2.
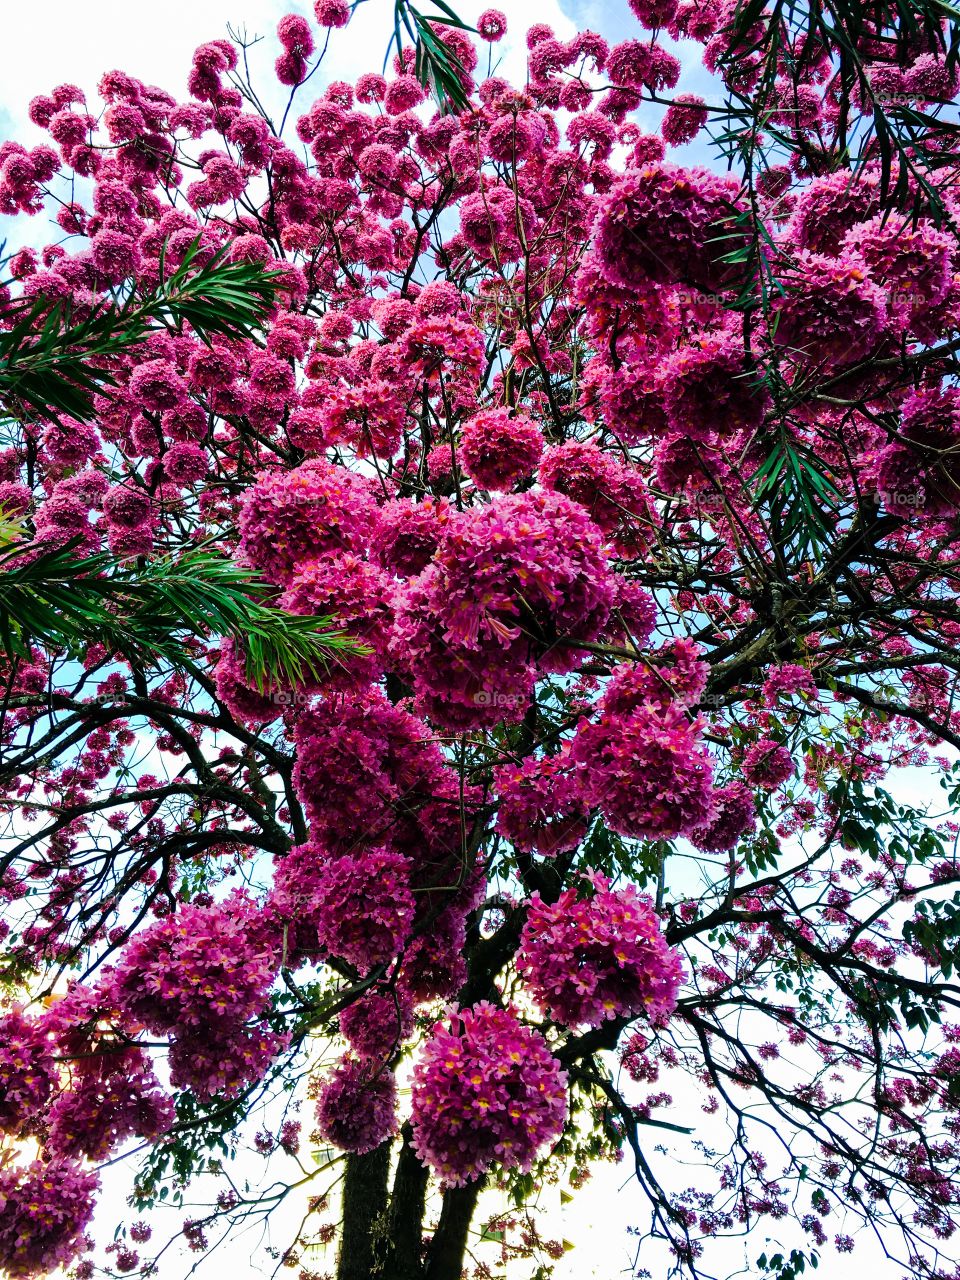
370 496 453 577
339 987 414 1064
281 552 395 687
270 842 415 971
571 652 717 841
494 754 590 857
410 1004 567 1187
874 386 960 517
238 460 377 585
0 1008 58 1134
458 409 544 491
47 1045 174 1161
292 686 477 870
517 876 683 1028
689 781 757 852
659 330 769 440
314 1056 398 1154
393 491 615 728
594 162 743 294
0 1159 98 1279
107 894 283 1098
539 440 654 557
741 739 795 790
771 251 889 371
762 663 818 705
662 94 708 146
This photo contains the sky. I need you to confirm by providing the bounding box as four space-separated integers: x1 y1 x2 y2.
0 3 943 1278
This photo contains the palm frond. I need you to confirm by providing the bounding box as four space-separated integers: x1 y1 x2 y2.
0 240 283 423
0 542 366 688
391 0 474 113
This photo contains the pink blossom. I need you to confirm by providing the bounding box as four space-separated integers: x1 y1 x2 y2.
741 738 795 790
410 1004 567 1187
518 876 683 1027
103 483 152 529
459 408 544 490
281 552 393 686
271 843 415 971
238 460 377 585
662 94 708 146
628 0 678 26
314 1056 397 1154
128 358 187 410
477 9 507 41
392 490 615 727
594 162 743 294
277 14 315 57
313 0 351 28
371 496 453 577
661 330 769 440
292 686 476 862
494 754 590 857
163 441 207 484
571 694 716 841
0 1009 58 1134
763 663 818 705
47 1045 174 1160
689 781 757 852
0 1159 98 1279
398 905 469 1002
340 988 414 1063
214 640 283 725
771 250 889 370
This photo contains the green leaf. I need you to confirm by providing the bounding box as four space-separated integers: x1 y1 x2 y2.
0 542 366 685
0 241 282 423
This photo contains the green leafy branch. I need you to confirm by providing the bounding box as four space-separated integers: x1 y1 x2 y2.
751 432 844 555
391 0 475 112
0 238 283 422
0 539 365 689
720 0 960 218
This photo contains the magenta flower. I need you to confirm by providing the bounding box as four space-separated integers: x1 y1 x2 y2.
314 1056 398 1154
238 459 377 585
741 738 795 790
410 1004 567 1187
459 408 544 491
271 843 415 971
0 1008 58 1135
594 161 743 294
0 1159 98 1279
518 876 683 1028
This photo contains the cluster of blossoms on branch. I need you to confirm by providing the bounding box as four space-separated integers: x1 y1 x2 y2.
1 0 960 1276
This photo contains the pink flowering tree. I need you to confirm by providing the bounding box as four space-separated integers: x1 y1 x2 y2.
2 2 960 1278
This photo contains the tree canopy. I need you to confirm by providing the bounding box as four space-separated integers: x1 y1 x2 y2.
2 2 960 1279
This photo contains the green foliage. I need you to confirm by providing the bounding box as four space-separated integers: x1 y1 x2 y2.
132 1091 248 1209
751 434 844 555
721 1 960 216
0 239 282 422
904 898 960 979
0 540 364 688
832 778 949 866
0 242 362 685
391 0 475 112
757 1247 820 1279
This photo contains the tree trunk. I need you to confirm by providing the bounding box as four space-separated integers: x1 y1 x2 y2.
374 1123 430 1279
336 1143 391 1280
423 1177 485 1280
